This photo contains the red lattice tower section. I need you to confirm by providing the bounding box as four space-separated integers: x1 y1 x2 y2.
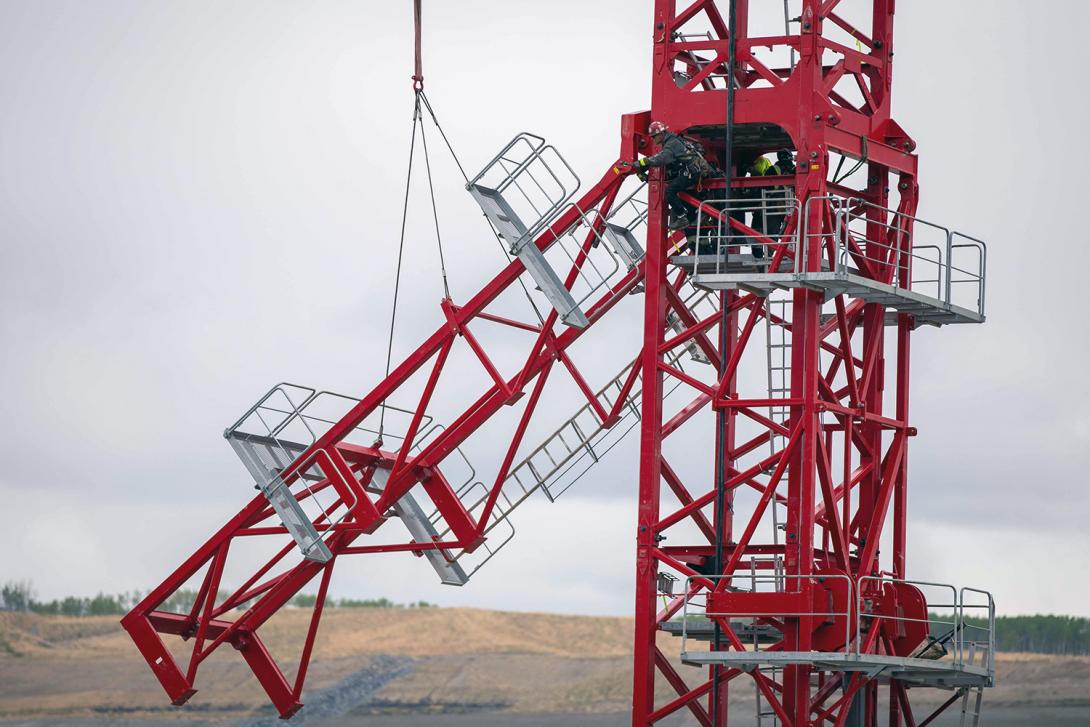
123 2 991 726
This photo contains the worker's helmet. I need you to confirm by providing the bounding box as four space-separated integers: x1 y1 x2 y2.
752 156 772 174
777 149 794 164
648 120 668 137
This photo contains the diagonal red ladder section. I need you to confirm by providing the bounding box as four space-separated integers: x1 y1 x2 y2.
122 125 662 715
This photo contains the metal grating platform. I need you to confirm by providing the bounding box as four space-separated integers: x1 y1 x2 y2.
367 468 468 586
679 650 993 689
670 254 984 326
227 430 467 584
660 618 781 644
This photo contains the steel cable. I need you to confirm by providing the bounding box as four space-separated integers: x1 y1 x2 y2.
418 116 452 300
711 0 739 720
419 91 546 326
379 97 422 439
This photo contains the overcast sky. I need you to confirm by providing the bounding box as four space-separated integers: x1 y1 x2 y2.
1 1 1087 619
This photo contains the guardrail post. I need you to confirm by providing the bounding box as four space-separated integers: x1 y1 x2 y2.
944 231 954 306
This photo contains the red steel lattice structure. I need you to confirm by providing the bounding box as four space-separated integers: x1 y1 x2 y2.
124 2 991 726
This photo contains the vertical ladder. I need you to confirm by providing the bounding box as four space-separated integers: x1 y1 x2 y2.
959 642 987 727
751 556 785 727
765 288 792 542
758 217 792 723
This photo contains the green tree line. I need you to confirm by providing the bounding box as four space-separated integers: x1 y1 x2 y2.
0 580 434 617
961 614 1090 656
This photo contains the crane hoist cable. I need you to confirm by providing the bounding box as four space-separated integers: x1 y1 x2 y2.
379 1 451 439
711 0 739 718
418 88 547 326
379 1 546 439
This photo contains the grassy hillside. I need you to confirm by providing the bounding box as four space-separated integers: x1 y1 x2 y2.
1 609 1088 722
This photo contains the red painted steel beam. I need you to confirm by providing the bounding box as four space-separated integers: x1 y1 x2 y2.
128 1 976 724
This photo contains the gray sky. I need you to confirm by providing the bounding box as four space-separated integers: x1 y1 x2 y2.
1 1 1087 618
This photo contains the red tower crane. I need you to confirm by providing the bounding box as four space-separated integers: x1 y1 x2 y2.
122 2 994 726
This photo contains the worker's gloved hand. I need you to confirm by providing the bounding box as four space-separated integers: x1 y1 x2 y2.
636 170 648 182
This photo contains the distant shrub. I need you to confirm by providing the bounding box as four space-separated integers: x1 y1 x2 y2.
2 580 440 616
292 594 318 608
338 597 398 609
0 581 33 612
974 615 1090 656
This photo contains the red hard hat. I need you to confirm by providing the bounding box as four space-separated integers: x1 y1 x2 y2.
648 120 668 136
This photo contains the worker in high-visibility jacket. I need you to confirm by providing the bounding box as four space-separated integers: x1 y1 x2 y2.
748 155 777 259
762 149 796 253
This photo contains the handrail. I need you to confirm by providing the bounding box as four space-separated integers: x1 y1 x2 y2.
466 132 545 188
951 232 988 315
801 195 987 318
959 586 997 673
856 576 958 660
676 571 996 678
468 132 582 254
689 192 801 276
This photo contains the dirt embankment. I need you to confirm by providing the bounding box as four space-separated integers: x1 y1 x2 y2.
1 609 1088 723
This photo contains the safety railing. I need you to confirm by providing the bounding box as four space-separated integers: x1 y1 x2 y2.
225 383 499 568
855 577 996 674
227 385 477 481
951 232 987 317
856 577 957 662
676 572 995 676
470 133 643 329
541 203 624 315
799 196 988 318
690 190 801 274
858 579 998 675
467 132 581 255
225 384 360 561
960 586 997 674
